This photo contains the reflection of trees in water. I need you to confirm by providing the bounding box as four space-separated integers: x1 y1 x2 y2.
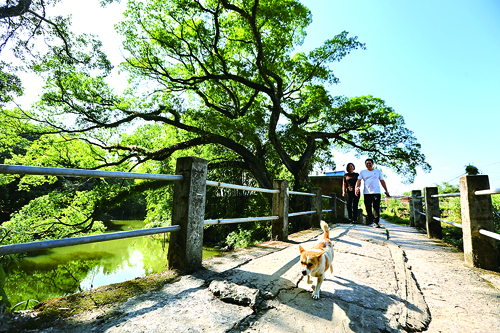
136 238 169 275
5 259 100 308
4 234 171 308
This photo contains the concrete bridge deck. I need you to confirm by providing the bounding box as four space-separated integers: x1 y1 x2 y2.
16 220 500 332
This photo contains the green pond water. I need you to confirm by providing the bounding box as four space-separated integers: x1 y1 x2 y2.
4 220 219 309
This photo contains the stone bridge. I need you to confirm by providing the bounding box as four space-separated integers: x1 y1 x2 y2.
7 220 500 332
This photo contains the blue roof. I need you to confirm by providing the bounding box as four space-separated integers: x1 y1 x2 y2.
325 171 345 176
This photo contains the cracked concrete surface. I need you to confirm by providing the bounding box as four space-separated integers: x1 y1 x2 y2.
15 220 500 332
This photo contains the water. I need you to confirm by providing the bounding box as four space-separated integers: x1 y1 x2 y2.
4 220 219 309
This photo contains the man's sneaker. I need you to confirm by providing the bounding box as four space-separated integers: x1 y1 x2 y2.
371 222 381 228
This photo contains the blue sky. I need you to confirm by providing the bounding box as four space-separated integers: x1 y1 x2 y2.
298 0 500 194
11 0 500 194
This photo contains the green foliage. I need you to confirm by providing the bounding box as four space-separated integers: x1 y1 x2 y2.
492 195 500 233
226 223 269 249
434 181 460 194
465 164 479 175
380 212 410 226
439 197 462 223
441 225 463 250
2 190 107 246
384 198 410 219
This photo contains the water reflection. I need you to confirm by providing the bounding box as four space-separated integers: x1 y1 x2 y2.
5 220 219 308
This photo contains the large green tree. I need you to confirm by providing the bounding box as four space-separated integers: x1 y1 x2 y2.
2 0 430 231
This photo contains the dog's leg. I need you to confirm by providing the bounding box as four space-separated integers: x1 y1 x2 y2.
306 275 312 284
312 275 324 300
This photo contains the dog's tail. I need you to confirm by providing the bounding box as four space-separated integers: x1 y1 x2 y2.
320 220 330 239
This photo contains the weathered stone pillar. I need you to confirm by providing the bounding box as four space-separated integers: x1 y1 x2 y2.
311 187 322 228
424 187 442 239
411 190 425 229
409 194 415 227
168 156 207 273
459 175 498 271
272 179 289 241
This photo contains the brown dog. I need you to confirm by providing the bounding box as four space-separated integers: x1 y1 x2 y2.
298 221 334 299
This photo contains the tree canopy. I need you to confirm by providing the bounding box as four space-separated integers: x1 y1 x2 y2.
1 0 431 234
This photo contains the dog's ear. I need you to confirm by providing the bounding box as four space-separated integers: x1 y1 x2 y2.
299 245 305 254
314 249 327 257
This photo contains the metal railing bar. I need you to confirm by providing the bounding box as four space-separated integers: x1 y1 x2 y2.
0 164 183 182
417 196 424 199
337 198 347 204
431 193 460 198
0 226 181 256
322 195 332 199
204 216 279 226
416 210 426 216
479 229 500 241
206 180 279 194
288 210 316 217
432 216 463 229
288 190 316 197
322 210 332 213
475 188 500 196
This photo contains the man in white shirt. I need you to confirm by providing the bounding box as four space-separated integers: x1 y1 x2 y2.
355 158 390 228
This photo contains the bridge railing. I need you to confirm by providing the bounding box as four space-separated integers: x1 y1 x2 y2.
0 156 330 273
409 175 499 271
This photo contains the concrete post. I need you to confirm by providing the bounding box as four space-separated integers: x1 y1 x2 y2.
409 194 415 227
328 193 336 223
168 156 207 273
424 187 442 239
459 175 498 271
272 179 289 241
411 190 425 229
311 187 322 228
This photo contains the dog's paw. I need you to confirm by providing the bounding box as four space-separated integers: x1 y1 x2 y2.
312 292 320 300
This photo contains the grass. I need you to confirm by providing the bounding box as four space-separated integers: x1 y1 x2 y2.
380 212 411 226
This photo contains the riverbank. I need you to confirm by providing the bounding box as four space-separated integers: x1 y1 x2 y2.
2 220 219 310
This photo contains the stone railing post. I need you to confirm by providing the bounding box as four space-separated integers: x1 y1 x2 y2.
424 187 442 239
272 179 289 241
411 190 425 229
168 156 207 273
459 175 498 271
409 194 415 227
311 187 322 228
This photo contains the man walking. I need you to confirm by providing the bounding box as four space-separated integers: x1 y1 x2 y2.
355 158 390 228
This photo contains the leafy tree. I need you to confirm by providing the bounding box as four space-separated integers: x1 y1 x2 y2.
2 0 431 234
435 181 460 194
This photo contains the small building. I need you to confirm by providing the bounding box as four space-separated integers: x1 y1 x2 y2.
310 171 348 222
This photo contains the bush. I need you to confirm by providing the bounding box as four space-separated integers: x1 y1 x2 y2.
225 222 270 249
384 198 410 220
